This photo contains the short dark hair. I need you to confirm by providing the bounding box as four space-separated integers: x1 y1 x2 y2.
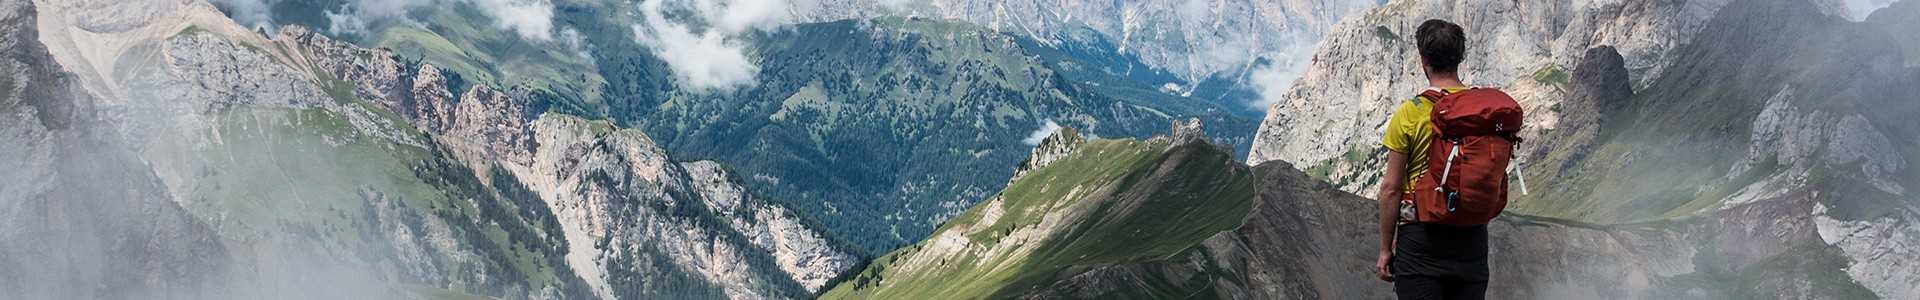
1416 19 1465 74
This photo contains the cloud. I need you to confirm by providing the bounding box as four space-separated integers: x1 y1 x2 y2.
209 0 277 29
708 0 793 33
634 22 758 90
1248 58 1303 110
632 0 798 90
1845 0 1896 21
1022 120 1064 145
1246 40 1317 110
469 0 557 41
214 0 552 41
321 0 434 35
558 28 596 62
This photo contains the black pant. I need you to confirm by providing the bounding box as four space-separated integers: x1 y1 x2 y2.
1393 274 1487 300
1391 223 1489 300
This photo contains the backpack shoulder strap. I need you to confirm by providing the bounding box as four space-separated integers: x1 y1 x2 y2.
1418 88 1452 103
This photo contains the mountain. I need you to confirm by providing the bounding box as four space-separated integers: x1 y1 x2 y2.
795 0 1378 95
627 17 1257 254
225 0 1265 255
822 121 1259 299
11 0 857 298
828 118 1898 298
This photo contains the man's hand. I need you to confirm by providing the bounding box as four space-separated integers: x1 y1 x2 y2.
1376 151 1408 283
1375 250 1394 282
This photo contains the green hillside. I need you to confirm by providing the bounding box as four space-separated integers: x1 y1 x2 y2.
822 136 1257 299
626 17 1253 253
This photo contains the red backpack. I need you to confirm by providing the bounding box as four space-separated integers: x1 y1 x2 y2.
1410 87 1524 226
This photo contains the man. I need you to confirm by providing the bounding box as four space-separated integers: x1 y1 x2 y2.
1373 19 1492 300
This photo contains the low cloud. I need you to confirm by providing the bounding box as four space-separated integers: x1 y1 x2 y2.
1022 120 1064 145
209 0 276 29
558 28 596 62
1845 0 1896 21
327 0 434 35
213 0 553 41
1246 40 1316 110
632 0 796 90
470 0 556 41
632 21 757 90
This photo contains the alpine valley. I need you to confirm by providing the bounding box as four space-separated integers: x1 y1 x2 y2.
2 0 1915 300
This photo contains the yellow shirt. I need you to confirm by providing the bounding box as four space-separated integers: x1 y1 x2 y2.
1381 87 1466 194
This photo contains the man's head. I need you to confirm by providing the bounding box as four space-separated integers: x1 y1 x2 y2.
1416 19 1466 78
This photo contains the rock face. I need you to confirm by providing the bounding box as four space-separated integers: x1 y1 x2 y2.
1247 0 1730 195
500 114 858 299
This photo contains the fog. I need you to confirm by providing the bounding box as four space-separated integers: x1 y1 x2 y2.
0 0 449 298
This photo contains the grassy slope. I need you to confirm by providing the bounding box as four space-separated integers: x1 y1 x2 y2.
822 139 1257 299
160 26 592 297
181 104 592 298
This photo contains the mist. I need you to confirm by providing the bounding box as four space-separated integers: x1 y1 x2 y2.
1 0 486 298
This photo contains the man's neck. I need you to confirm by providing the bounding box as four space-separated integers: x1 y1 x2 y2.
1427 74 1465 89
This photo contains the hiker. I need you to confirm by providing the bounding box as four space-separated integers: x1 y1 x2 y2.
1373 19 1525 300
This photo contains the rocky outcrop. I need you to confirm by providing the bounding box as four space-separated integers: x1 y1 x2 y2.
1562 46 1633 131
1010 126 1083 182
1168 117 1206 145
408 64 459 132
444 85 537 166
